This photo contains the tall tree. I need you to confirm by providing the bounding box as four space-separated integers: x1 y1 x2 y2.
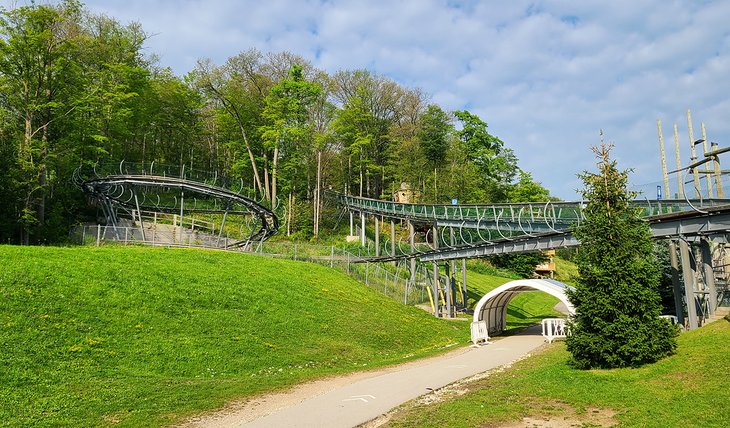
191 52 267 199
454 110 517 202
332 70 403 198
260 64 321 214
507 170 552 202
0 1 81 243
566 143 677 369
417 104 452 200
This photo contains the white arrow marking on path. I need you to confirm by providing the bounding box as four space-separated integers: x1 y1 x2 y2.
342 394 376 403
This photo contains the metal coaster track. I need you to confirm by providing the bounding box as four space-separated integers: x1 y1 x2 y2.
331 191 730 262
75 162 279 248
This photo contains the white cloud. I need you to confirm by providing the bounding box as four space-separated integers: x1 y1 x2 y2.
2 0 729 200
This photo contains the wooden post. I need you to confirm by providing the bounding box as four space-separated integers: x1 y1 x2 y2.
687 110 701 198
657 119 670 198
712 142 724 198
673 123 684 198
701 123 713 197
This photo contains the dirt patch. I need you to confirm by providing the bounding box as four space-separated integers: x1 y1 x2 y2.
497 403 616 427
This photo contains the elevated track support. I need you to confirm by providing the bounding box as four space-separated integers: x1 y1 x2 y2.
333 192 730 327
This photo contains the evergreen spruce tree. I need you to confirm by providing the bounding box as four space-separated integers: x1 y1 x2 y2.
566 142 677 369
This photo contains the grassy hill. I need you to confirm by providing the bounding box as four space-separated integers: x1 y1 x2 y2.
385 318 730 427
1 245 472 427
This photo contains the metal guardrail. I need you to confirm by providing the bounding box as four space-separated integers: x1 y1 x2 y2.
333 191 730 229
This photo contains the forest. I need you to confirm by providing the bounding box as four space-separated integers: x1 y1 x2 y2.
0 1 552 245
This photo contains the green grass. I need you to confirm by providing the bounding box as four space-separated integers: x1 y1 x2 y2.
385 319 730 428
0 245 469 427
553 255 579 285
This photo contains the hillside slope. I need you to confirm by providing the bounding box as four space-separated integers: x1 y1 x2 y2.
0 246 468 427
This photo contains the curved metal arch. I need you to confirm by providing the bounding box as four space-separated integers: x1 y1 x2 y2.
472 279 575 337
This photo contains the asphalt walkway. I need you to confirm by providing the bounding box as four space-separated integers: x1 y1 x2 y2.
237 325 546 428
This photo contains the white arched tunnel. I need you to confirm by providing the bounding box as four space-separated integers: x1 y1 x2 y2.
472 279 575 340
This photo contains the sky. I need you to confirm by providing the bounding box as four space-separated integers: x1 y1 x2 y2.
3 0 729 200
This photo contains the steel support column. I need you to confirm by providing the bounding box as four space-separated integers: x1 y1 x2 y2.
390 219 396 257
349 211 354 236
360 211 366 246
450 228 457 310
668 240 685 325
408 219 416 285
179 191 184 242
700 238 718 314
678 238 699 329
432 224 441 317
375 215 380 257
133 192 145 241
461 258 468 309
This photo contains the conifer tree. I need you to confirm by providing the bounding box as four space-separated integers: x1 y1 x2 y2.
566 142 677 369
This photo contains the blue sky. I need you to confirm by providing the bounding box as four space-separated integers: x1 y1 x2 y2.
4 0 730 200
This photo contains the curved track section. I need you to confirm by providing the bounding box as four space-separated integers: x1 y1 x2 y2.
76 164 278 247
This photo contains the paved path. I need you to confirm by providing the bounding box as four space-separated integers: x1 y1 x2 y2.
238 326 546 428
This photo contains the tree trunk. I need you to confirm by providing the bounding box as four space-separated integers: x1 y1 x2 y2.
347 155 351 195
207 84 265 199
359 152 363 197
287 191 293 236
23 112 32 156
237 121 263 198
314 149 322 237
434 167 437 201
272 143 279 209
38 124 49 230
